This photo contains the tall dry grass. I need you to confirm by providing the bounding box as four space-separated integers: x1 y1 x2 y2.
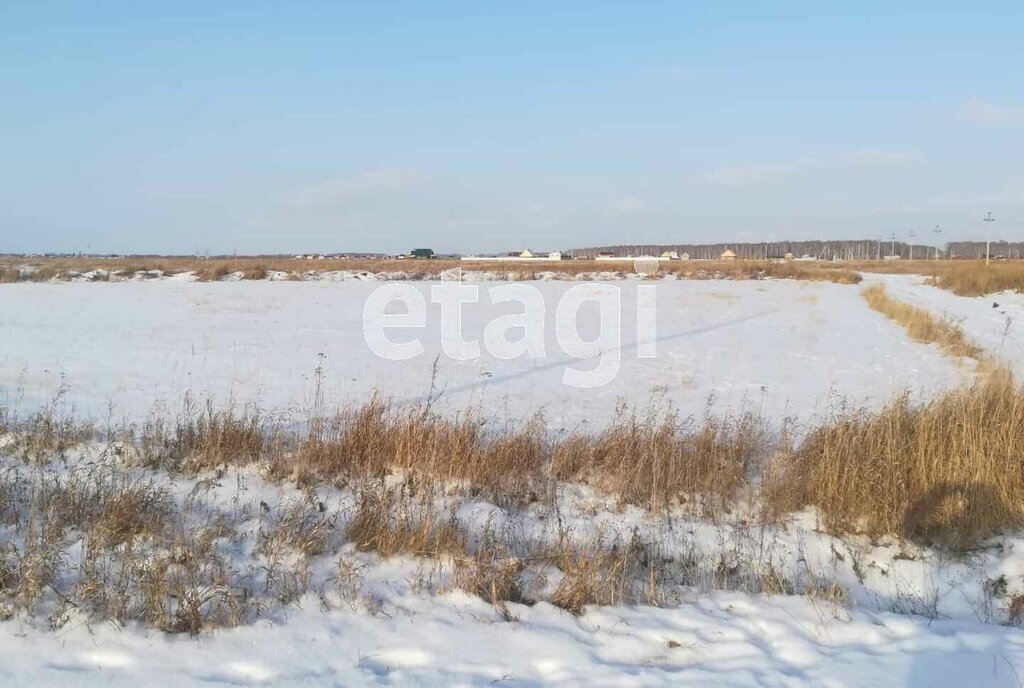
551 411 764 515
664 260 862 285
861 283 983 359
765 369 1024 548
2 256 866 284
928 262 1024 296
854 260 1024 296
277 400 550 506
0 266 58 283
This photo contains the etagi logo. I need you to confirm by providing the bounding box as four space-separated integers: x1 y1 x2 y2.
362 261 658 388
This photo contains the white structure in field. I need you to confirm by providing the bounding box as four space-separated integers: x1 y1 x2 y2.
461 249 564 262
596 251 685 262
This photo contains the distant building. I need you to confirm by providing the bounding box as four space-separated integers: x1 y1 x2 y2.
410 248 435 259
720 249 738 261
460 249 563 262
660 251 679 260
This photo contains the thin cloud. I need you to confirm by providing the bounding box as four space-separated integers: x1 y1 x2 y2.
703 158 819 186
841 148 923 165
290 168 427 207
705 148 922 187
957 97 1024 125
607 196 647 213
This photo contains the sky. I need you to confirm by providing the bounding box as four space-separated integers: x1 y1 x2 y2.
2 1 1023 255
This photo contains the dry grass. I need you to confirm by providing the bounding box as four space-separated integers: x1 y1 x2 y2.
281 401 549 506
0 457 312 634
347 481 466 558
765 369 1024 549
0 266 59 283
138 400 275 472
853 260 1024 296
451 539 528 613
927 262 1024 296
550 543 637 614
2 255 868 284
7 362 1022 560
5 406 91 463
664 260 862 285
6 372 1018 635
552 410 764 514
8 254 1023 292
861 283 984 359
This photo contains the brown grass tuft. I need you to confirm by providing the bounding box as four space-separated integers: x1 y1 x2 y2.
284 402 549 506
552 411 764 514
765 369 1024 549
451 537 527 614
172 403 271 472
347 482 465 558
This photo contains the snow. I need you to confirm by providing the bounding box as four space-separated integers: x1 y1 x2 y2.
3 275 1024 686
864 273 1024 378
2 444 1024 687
0 279 970 427
2 587 1023 686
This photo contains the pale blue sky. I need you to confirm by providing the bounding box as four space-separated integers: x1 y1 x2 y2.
2 2 1023 254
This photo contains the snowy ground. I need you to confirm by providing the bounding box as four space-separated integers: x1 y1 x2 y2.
3 587 1023 687
2 442 1024 687
0 279 971 428
864 273 1024 378
2 275 1023 686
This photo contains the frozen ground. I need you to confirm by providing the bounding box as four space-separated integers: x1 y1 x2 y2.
2 276 1022 687
3 587 1023 687
2 443 1024 688
0 279 971 427
865 273 1024 378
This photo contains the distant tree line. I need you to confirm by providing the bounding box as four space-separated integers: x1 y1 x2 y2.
568 240 916 260
945 241 1024 259
568 239 1023 260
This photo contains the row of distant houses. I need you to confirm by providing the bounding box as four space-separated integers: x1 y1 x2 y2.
294 248 754 261
461 249 564 262
458 248 745 262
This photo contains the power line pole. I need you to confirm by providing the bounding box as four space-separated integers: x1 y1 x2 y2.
890 233 897 259
983 211 995 265
933 225 942 260
908 230 916 260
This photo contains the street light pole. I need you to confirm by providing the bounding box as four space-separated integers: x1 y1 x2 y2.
983 211 995 266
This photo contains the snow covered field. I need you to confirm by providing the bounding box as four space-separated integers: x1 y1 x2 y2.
865 273 1024 378
2 441 1024 688
3 276 1024 687
0 279 972 427
4 582 1024 687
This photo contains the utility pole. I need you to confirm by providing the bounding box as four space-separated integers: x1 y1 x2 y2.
983 211 995 265
908 230 916 260
933 225 942 260
890 233 897 259
876 236 881 260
